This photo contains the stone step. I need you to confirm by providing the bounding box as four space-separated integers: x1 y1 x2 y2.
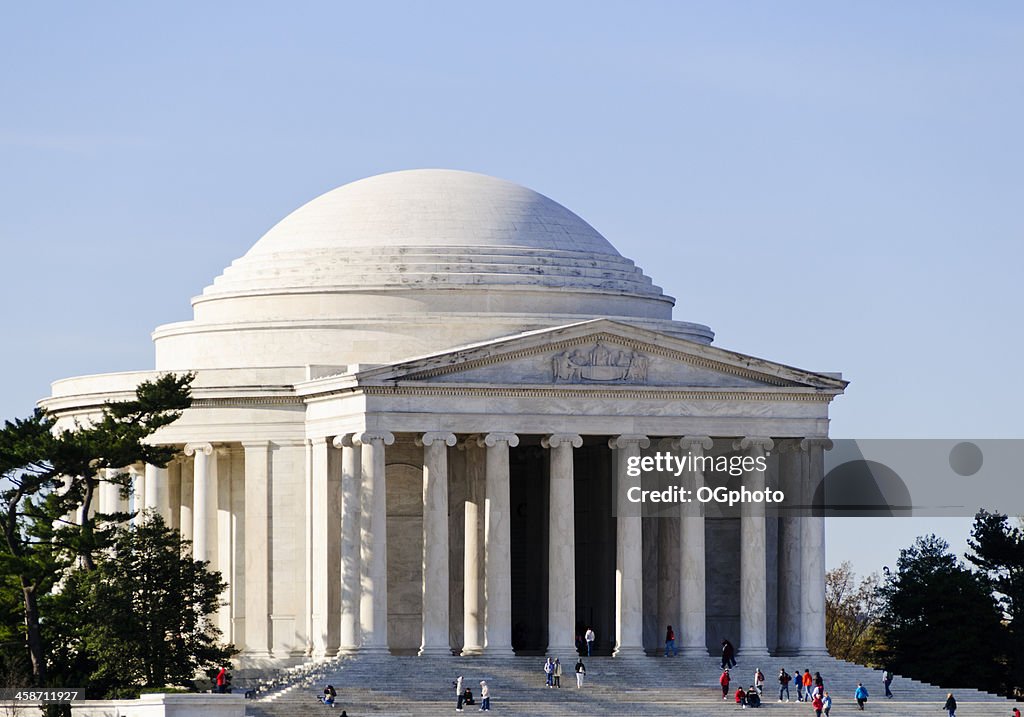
238 654 1017 717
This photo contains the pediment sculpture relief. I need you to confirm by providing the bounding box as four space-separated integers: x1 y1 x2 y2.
551 342 649 383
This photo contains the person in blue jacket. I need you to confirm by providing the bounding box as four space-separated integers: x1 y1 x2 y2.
855 682 869 710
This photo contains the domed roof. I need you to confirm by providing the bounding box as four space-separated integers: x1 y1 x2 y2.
157 169 713 371
201 169 670 302
246 169 620 257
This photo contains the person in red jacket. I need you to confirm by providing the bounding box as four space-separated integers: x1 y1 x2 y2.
215 666 227 694
720 669 731 699
735 686 746 705
802 669 813 699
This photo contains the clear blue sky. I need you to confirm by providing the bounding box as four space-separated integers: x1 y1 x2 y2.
2 2 1021 579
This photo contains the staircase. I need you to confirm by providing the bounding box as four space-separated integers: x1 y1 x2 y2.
243 654 1017 717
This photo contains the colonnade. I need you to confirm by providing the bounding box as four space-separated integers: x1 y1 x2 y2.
93 432 830 660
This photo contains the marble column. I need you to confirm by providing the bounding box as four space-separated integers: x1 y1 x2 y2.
775 440 803 655
100 469 120 518
418 432 457 656
243 441 271 657
310 437 341 658
461 437 486 656
130 465 145 525
734 437 773 658
543 433 582 655
333 434 362 653
481 432 518 656
355 431 395 654
168 460 182 532
215 447 233 638
800 437 831 656
185 443 214 565
143 464 162 513
675 436 713 656
179 459 193 542
611 434 650 657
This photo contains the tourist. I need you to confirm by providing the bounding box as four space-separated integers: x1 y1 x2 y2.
735 686 746 706
720 668 731 699
811 691 824 717
823 691 832 716
215 665 228 693
721 639 737 669
882 669 893 698
802 669 813 700
479 681 490 711
778 668 791 702
585 627 595 656
745 685 761 708
754 668 765 696
575 658 586 688
455 675 464 711
665 625 677 656
814 671 824 694
544 657 554 687
553 658 562 688
855 682 868 710
322 684 336 707
795 667 804 701
462 687 475 706
1012 707 1020 717
943 693 957 717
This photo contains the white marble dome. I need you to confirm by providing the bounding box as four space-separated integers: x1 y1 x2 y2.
153 169 713 371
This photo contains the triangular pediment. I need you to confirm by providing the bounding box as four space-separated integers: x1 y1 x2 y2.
349 320 847 393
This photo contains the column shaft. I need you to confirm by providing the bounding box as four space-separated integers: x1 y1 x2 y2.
482 432 518 656
776 442 803 655
216 449 233 640
356 431 395 653
735 437 773 658
800 438 831 656
243 441 271 657
545 434 581 655
677 437 712 656
335 435 362 653
419 432 456 656
462 439 485 655
611 434 649 657
186 443 214 565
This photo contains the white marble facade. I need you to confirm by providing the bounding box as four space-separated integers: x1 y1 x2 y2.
43 170 845 663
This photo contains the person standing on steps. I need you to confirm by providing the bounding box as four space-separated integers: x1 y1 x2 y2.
553 658 562 688
479 681 490 712
855 682 868 710
822 691 832 716
802 669 813 700
882 669 893 698
720 668 731 699
721 639 737 669
575 659 586 688
794 667 804 702
455 675 465 712
814 671 824 697
665 625 677 656
543 657 554 687
778 668 791 702
585 627 595 656
754 668 765 696
943 693 957 717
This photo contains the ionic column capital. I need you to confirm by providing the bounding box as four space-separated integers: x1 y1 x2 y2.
479 432 519 448
416 432 457 447
800 437 834 452
353 431 395 447
183 442 214 457
309 436 330 447
670 435 714 452
733 436 774 453
542 433 582 449
775 438 807 454
332 433 358 449
608 434 650 450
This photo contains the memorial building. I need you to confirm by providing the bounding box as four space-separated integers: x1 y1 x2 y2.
41 169 846 664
